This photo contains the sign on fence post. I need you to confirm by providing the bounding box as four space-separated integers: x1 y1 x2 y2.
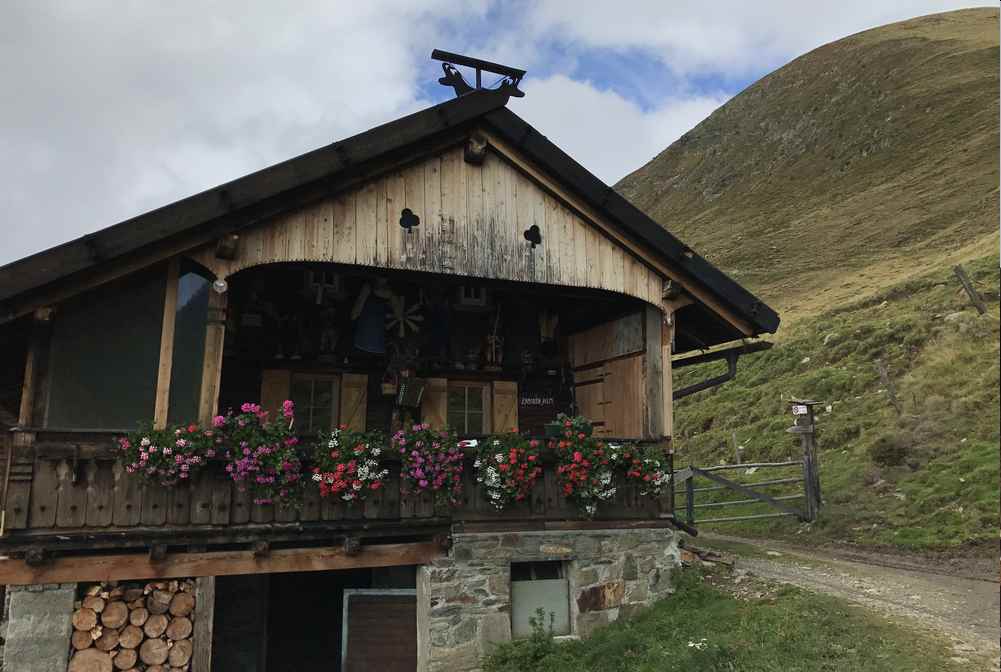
788 399 821 522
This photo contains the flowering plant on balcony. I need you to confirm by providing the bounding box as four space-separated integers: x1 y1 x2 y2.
473 434 543 510
117 423 218 487
215 400 303 507
310 426 389 502
618 444 671 496
392 423 464 505
551 416 617 517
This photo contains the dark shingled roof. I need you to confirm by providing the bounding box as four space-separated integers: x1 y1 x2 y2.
0 89 778 345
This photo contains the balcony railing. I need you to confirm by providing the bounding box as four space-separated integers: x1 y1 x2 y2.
1 428 673 555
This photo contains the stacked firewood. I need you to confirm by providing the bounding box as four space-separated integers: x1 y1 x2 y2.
68 579 196 672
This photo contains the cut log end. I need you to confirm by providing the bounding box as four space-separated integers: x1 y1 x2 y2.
68 648 113 672
72 607 98 632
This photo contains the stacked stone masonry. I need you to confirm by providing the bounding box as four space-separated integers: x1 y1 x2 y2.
421 528 680 672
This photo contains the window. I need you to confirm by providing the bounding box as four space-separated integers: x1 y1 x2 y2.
291 374 340 433
46 266 166 429
167 262 212 424
447 383 488 435
510 561 570 637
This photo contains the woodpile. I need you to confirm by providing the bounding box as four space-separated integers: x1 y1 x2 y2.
68 579 196 672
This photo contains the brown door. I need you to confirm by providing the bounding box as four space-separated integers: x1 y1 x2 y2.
342 591 417 671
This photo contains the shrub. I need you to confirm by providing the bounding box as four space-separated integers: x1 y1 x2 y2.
867 431 911 467
482 609 557 672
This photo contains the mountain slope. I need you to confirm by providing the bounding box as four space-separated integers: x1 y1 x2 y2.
617 8 999 323
615 9 1000 554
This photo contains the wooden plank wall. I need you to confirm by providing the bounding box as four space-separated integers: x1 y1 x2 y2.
569 312 649 440
190 147 664 308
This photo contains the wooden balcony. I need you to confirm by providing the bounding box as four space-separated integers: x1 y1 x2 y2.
0 429 673 556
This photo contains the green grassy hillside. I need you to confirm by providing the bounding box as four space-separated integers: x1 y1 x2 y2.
616 9 1000 554
674 258 999 551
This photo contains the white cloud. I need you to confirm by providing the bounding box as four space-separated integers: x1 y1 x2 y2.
1 1 989 265
511 75 727 183
0 0 486 264
524 1 990 75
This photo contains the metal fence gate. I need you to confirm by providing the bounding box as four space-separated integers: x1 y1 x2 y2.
673 400 822 527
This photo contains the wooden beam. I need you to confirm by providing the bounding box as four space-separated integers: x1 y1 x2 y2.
481 130 754 336
197 289 227 426
0 541 443 586
153 258 180 429
661 306 675 442
192 576 215 672
643 306 664 440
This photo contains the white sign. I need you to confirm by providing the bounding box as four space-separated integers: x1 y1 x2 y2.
791 404 809 416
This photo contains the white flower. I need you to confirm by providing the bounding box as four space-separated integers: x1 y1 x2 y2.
473 459 481 468
140 438 151 447
492 439 500 446
494 453 504 463
371 446 381 457
312 473 321 482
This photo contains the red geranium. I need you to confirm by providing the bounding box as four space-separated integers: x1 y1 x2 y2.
473 434 543 510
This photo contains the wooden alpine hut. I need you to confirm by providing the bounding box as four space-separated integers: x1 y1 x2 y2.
0 52 778 671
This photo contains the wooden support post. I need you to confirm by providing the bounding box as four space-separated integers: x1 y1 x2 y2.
643 306 664 440
153 258 180 429
661 307 675 442
3 308 52 535
197 288 228 426
192 576 215 672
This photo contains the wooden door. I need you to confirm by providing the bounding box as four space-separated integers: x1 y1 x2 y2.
342 591 417 671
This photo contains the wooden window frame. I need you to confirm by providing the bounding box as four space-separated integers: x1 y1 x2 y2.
290 372 341 434
446 380 491 436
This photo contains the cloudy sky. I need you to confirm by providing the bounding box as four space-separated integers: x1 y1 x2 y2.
0 0 988 265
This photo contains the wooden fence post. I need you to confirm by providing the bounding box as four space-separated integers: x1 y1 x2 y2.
789 400 821 522
953 264 987 315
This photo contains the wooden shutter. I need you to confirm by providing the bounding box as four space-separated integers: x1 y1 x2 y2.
340 373 368 431
492 381 518 433
421 378 448 429
572 367 606 434
260 369 291 420
603 356 643 438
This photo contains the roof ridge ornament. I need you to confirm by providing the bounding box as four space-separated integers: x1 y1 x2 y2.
431 49 526 99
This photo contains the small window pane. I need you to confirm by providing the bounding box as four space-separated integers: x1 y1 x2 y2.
511 561 571 638
313 406 333 432
466 412 484 435
467 388 483 411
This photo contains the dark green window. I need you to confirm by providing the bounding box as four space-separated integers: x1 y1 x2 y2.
167 262 212 424
46 267 166 429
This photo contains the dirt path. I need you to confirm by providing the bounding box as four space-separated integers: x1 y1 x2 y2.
702 534 1000 669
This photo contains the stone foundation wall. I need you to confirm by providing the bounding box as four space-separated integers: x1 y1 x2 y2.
0 583 76 672
422 527 680 672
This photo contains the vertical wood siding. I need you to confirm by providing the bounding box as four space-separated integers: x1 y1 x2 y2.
191 147 664 307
